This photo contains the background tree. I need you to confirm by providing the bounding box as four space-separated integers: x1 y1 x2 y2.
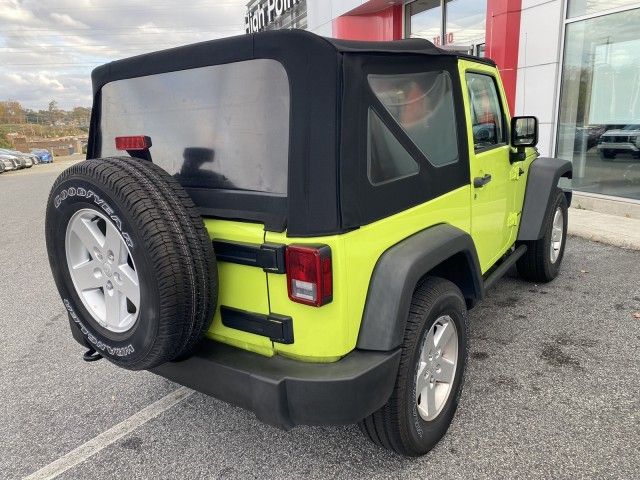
0 101 25 124
48 100 60 125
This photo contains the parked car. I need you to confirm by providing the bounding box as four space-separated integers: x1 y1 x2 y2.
46 30 571 457
557 124 607 152
32 148 53 163
0 160 4 174
0 155 17 171
597 124 640 160
0 148 32 168
3 154 25 169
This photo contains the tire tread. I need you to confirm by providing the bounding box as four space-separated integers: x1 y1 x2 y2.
517 188 568 283
46 156 217 370
358 277 468 456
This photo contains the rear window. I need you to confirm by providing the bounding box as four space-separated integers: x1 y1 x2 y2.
100 59 290 194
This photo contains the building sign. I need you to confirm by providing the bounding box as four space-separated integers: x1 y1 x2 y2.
433 32 455 46
245 0 304 34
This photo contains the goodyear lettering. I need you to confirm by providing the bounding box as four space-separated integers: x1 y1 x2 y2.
63 299 135 357
54 187 133 248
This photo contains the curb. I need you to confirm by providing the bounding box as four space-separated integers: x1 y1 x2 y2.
567 207 640 251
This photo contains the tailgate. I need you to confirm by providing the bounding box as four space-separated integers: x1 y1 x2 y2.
203 219 274 357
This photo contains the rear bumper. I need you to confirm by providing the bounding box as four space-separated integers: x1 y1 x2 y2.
597 143 639 152
151 340 401 430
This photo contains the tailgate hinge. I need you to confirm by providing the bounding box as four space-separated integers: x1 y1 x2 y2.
213 239 286 274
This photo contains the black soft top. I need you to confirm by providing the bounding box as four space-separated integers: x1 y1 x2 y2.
88 30 487 236
91 30 493 91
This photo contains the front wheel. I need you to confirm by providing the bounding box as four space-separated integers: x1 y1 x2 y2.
517 188 568 283
358 277 468 456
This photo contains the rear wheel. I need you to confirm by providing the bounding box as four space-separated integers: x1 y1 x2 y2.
600 149 616 160
46 156 218 370
517 188 568 283
358 277 468 456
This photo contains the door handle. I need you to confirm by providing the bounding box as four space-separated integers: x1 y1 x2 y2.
473 174 492 188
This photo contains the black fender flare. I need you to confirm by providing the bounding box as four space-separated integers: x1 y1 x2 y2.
356 224 483 351
518 157 572 241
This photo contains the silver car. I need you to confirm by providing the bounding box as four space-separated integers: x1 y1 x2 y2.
0 148 33 168
597 124 640 160
0 154 17 171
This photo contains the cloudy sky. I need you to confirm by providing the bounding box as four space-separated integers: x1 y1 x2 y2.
0 0 247 110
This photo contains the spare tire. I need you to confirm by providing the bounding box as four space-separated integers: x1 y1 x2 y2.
46 156 218 370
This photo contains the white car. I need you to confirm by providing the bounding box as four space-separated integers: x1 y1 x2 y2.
0 148 34 168
597 124 640 160
0 154 18 171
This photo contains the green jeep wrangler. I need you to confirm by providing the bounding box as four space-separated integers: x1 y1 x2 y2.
45 30 572 456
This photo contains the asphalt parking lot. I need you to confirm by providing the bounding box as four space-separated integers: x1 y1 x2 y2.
1 162 639 479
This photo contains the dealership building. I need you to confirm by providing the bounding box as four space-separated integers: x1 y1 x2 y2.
245 0 640 214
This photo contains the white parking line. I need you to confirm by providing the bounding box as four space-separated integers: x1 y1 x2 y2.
23 387 193 480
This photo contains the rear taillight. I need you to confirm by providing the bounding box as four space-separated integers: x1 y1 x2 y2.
115 135 152 151
285 245 332 307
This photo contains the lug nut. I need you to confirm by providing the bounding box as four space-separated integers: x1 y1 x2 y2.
107 250 114 263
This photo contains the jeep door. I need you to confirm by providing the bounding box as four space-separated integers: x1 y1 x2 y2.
459 60 518 272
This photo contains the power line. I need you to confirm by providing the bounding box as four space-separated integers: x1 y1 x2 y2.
1 29 243 38
0 1 243 18
0 41 244 56
1 62 102 66
5 1 244 11
1 24 244 33
0 42 226 49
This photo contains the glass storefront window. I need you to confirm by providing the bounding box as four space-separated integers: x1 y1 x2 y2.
556 7 640 200
445 0 486 47
567 0 639 18
406 0 442 45
406 0 486 52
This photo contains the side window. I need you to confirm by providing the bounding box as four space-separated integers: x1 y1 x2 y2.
368 108 420 185
465 72 505 150
368 71 459 167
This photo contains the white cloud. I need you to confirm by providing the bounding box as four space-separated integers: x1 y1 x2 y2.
0 0 38 23
0 0 247 109
50 12 89 29
5 73 28 85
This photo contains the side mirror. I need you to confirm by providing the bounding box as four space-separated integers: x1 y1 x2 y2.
511 116 538 148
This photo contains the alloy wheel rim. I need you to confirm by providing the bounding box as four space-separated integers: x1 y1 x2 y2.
65 208 140 333
415 315 458 421
550 207 564 264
